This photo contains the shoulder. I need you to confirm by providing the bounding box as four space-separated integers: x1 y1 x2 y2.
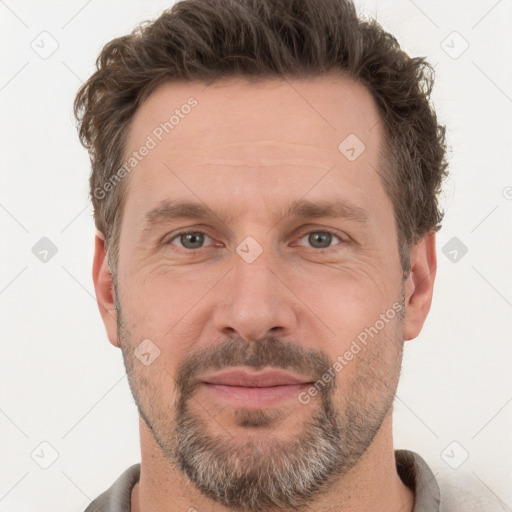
396 449 505 512
437 471 507 512
83 463 141 512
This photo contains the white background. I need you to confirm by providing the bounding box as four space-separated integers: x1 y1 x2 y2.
0 0 511 510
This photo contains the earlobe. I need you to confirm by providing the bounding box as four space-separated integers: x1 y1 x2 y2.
92 231 120 348
403 232 437 341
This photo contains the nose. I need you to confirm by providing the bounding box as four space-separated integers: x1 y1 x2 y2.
212 247 299 342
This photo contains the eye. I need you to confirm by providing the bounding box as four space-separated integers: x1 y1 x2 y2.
166 231 216 250
296 230 343 249
163 229 345 252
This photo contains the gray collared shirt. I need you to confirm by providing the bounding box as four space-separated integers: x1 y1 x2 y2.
84 449 441 511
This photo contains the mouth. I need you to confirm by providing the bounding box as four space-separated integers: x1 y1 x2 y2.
200 368 315 407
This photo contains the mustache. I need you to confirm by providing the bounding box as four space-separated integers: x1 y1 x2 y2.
175 336 334 400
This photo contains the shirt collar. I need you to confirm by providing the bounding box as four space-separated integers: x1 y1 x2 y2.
85 449 440 511
396 449 441 511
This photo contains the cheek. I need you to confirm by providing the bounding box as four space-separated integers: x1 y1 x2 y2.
118 270 218 381
295 273 404 391
327 309 404 406
119 324 181 407
122 263 220 326
120 245 402 361
286 263 398 337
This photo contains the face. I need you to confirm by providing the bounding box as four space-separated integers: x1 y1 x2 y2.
94 75 433 511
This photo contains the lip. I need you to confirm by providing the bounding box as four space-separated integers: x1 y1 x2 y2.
200 368 315 408
201 368 313 387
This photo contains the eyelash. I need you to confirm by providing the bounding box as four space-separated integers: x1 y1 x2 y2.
163 228 346 251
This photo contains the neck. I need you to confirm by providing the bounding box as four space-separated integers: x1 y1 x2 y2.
131 414 414 512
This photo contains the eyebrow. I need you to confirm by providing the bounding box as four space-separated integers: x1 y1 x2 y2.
282 198 369 223
142 198 369 237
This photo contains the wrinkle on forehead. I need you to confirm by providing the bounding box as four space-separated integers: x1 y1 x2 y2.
159 139 338 170
126 74 382 161
121 74 386 226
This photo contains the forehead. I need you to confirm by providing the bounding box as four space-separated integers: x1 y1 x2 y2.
122 74 387 225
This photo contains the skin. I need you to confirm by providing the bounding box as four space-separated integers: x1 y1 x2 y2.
92 74 437 512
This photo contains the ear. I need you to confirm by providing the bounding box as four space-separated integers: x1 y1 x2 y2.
403 232 437 341
92 231 119 348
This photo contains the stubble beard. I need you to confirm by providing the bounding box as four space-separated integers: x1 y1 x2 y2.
117 287 406 512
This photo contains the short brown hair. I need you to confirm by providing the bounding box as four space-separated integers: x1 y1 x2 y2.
74 0 448 277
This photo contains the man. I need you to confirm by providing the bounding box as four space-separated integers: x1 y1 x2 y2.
75 0 449 510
